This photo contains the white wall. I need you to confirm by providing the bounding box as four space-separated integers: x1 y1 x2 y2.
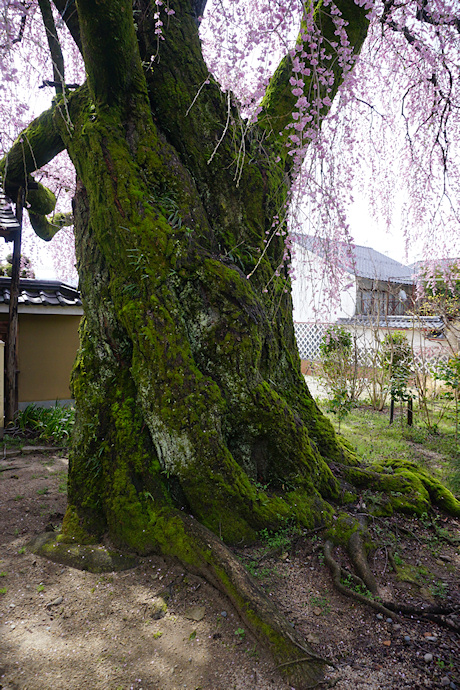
291 245 357 323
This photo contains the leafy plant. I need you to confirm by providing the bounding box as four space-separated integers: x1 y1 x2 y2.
13 404 74 445
340 574 373 598
434 355 460 442
319 326 362 429
259 521 299 552
381 332 413 425
234 627 246 640
309 594 331 614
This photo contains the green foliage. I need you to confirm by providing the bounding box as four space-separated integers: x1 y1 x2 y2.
421 262 460 319
381 332 412 404
0 253 35 278
319 326 361 429
434 355 460 441
258 520 299 551
234 627 246 640
308 594 331 614
340 574 373 598
13 404 74 445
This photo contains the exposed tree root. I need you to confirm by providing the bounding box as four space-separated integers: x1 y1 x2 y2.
324 539 460 633
323 540 399 619
347 530 378 594
181 516 332 688
30 515 332 689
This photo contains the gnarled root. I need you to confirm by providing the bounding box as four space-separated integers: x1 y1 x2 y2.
324 539 460 633
324 540 398 619
30 513 332 690
179 516 332 689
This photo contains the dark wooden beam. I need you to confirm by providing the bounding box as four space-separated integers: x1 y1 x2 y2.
5 189 23 424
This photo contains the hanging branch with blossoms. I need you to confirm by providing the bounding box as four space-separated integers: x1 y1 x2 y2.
1 0 459 290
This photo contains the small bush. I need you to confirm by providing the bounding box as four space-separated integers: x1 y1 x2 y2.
12 404 74 445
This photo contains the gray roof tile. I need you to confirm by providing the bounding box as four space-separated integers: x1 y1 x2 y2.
337 315 444 330
293 235 414 284
0 278 81 308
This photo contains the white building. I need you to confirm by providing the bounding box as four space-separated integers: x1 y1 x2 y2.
291 235 448 365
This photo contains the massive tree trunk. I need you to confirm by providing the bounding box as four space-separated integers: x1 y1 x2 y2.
51 0 370 550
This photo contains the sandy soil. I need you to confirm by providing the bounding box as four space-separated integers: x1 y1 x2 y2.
0 447 459 690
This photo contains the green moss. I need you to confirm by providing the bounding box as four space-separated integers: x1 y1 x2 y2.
384 459 460 517
326 512 360 547
59 505 100 544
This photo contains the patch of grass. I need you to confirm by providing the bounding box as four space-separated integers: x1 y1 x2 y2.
0 587 7 594
37 487 49 495
17 547 26 555
36 584 45 592
323 404 460 495
13 494 24 501
0 571 6 577
308 594 331 614
152 630 163 639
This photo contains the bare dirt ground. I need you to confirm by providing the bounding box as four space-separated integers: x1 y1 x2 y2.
0 447 459 690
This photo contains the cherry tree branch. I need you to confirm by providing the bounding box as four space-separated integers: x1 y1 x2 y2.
38 0 65 94
52 0 83 53
258 0 369 150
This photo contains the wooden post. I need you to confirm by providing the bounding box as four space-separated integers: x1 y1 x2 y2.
389 397 394 425
407 397 413 427
5 188 23 424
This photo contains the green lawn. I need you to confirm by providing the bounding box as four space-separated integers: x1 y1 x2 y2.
321 403 460 496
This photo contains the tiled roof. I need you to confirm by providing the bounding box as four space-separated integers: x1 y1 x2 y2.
0 277 81 308
293 235 414 285
337 315 444 330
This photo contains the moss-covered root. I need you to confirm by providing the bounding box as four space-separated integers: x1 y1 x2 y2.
32 511 330 688
179 515 330 689
340 460 460 517
27 532 138 572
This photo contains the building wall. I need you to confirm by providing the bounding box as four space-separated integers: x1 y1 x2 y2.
291 247 357 322
0 313 81 405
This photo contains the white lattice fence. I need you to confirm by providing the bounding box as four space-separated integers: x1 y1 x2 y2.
294 322 327 360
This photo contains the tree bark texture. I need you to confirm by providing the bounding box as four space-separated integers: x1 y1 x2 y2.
50 0 370 550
